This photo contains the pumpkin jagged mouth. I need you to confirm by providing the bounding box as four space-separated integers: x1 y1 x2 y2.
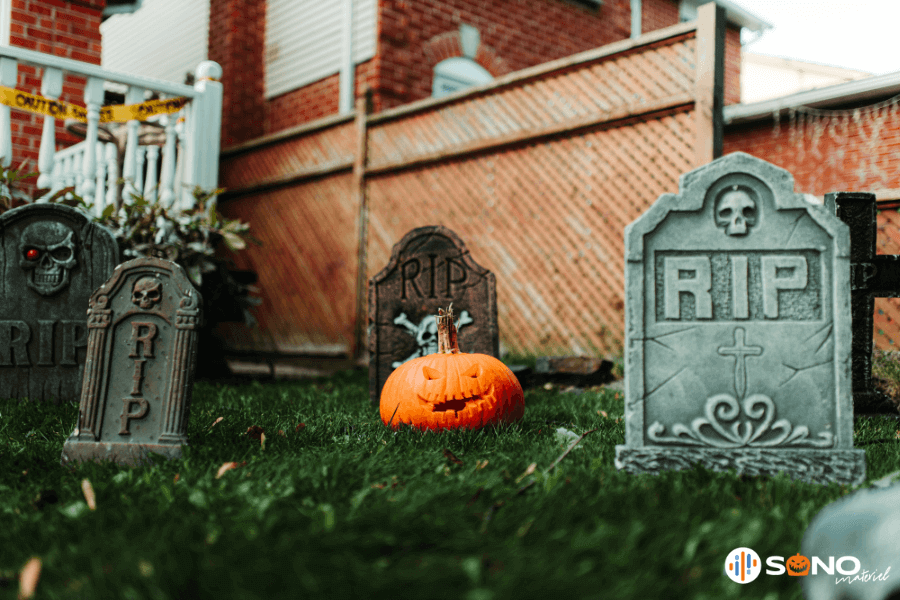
430 396 480 412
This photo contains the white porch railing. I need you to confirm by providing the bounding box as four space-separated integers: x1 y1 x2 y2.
0 45 222 213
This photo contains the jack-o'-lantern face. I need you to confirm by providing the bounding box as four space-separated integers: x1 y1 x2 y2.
380 351 524 431
786 553 810 576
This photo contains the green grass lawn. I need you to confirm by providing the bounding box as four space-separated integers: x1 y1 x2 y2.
2 367 900 600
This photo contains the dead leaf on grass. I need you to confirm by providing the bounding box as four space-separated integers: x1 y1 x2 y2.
207 417 223 430
443 449 463 465
246 425 264 441
18 557 41 600
260 432 266 451
515 463 537 484
277 430 286 437
216 462 245 479
81 479 96 511
476 460 489 470
296 423 306 432
597 410 608 418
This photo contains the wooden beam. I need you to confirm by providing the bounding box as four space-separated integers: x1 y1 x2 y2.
694 2 724 167
352 91 371 361
365 93 694 177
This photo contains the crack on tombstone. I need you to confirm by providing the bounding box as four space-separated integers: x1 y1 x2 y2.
779 360 832 387
784 212 806 245
645 367 687 397
803 322 833 355
637 326 697 351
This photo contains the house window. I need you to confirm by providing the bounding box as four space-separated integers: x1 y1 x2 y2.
432 57 493 98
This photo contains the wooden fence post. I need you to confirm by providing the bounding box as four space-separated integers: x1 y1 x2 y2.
353 89 371 362
694 2 724 166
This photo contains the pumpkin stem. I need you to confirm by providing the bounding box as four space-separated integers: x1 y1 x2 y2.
436 303 459 354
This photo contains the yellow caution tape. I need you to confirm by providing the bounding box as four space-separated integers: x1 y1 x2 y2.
0 85 189 123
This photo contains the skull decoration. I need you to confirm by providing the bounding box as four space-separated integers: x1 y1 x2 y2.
801 484 900 600
392 310 474 368
132 276 162 309
714 186 758 236
19 222 78 296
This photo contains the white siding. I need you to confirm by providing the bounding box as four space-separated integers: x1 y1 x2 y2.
265 0 377 99
101 0 210 85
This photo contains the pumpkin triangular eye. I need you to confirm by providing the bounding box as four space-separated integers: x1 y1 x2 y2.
423 366 443 380
462 364 480 378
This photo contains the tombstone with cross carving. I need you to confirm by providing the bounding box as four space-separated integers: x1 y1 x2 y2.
368 226 499 403
615 152 865 485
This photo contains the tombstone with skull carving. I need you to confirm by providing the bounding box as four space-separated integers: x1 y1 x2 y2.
615 152 865 485
369 226 499 403
61 257 201 466
0 204 118 401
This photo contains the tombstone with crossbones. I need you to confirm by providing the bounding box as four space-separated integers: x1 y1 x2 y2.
392 310 474 367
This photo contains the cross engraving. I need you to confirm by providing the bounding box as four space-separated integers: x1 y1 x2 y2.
718 327 762 399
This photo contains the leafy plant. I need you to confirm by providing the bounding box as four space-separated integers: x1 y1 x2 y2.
0 165 260 328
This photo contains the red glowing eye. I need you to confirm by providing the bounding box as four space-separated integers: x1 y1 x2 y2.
25 248 39 260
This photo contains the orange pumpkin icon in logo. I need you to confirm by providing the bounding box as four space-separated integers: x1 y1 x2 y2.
786 553 810 576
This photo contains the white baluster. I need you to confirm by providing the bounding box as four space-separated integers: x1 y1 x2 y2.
60 154 74 198
105 142 119 210
80 77 103 202
121 86 144 204
37 67 63 191
134 145 146 196
0 58 17 170
50 156 63 195
158 112 177 208
174 107 187 210
144 144 159 202
94 141 106 214
71 151 82 198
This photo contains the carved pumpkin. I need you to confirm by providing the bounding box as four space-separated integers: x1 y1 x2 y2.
380 305 524 431
786 553 810 577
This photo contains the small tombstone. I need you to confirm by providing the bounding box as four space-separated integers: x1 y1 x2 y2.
369 225 499 403
0 204 119 402
615 152 865 485
61 258 201 466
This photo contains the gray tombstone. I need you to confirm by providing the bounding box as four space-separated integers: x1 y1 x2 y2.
0 204 118 402
61 258 201 466
369 225 499 403
615 152 865 485
801 483 900 600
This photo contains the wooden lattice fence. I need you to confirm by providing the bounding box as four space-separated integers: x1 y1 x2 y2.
215 6 726 363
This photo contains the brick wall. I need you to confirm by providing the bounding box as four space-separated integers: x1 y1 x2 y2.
9 0 104 194
723 104 900 196
208 0 265 147
221 0 744 146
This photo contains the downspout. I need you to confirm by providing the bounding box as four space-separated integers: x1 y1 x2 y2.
630 0 641 39
339 0 355 114
0 0 11 45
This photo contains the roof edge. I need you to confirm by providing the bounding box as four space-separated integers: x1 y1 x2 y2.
724 70 900 126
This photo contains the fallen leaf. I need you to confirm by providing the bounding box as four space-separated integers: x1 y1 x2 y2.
277 430 286 437
207 417 223 430
173 473 180 484
246 425 264 441
515 462 537 484
895 430 900 439
370 483 386 489
81 479 96 511
443 448 463 465
260 432 267 451
216 462 239 479
296 423 306 432
597 410 608 418
476 460 489 470
18 557 41 600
